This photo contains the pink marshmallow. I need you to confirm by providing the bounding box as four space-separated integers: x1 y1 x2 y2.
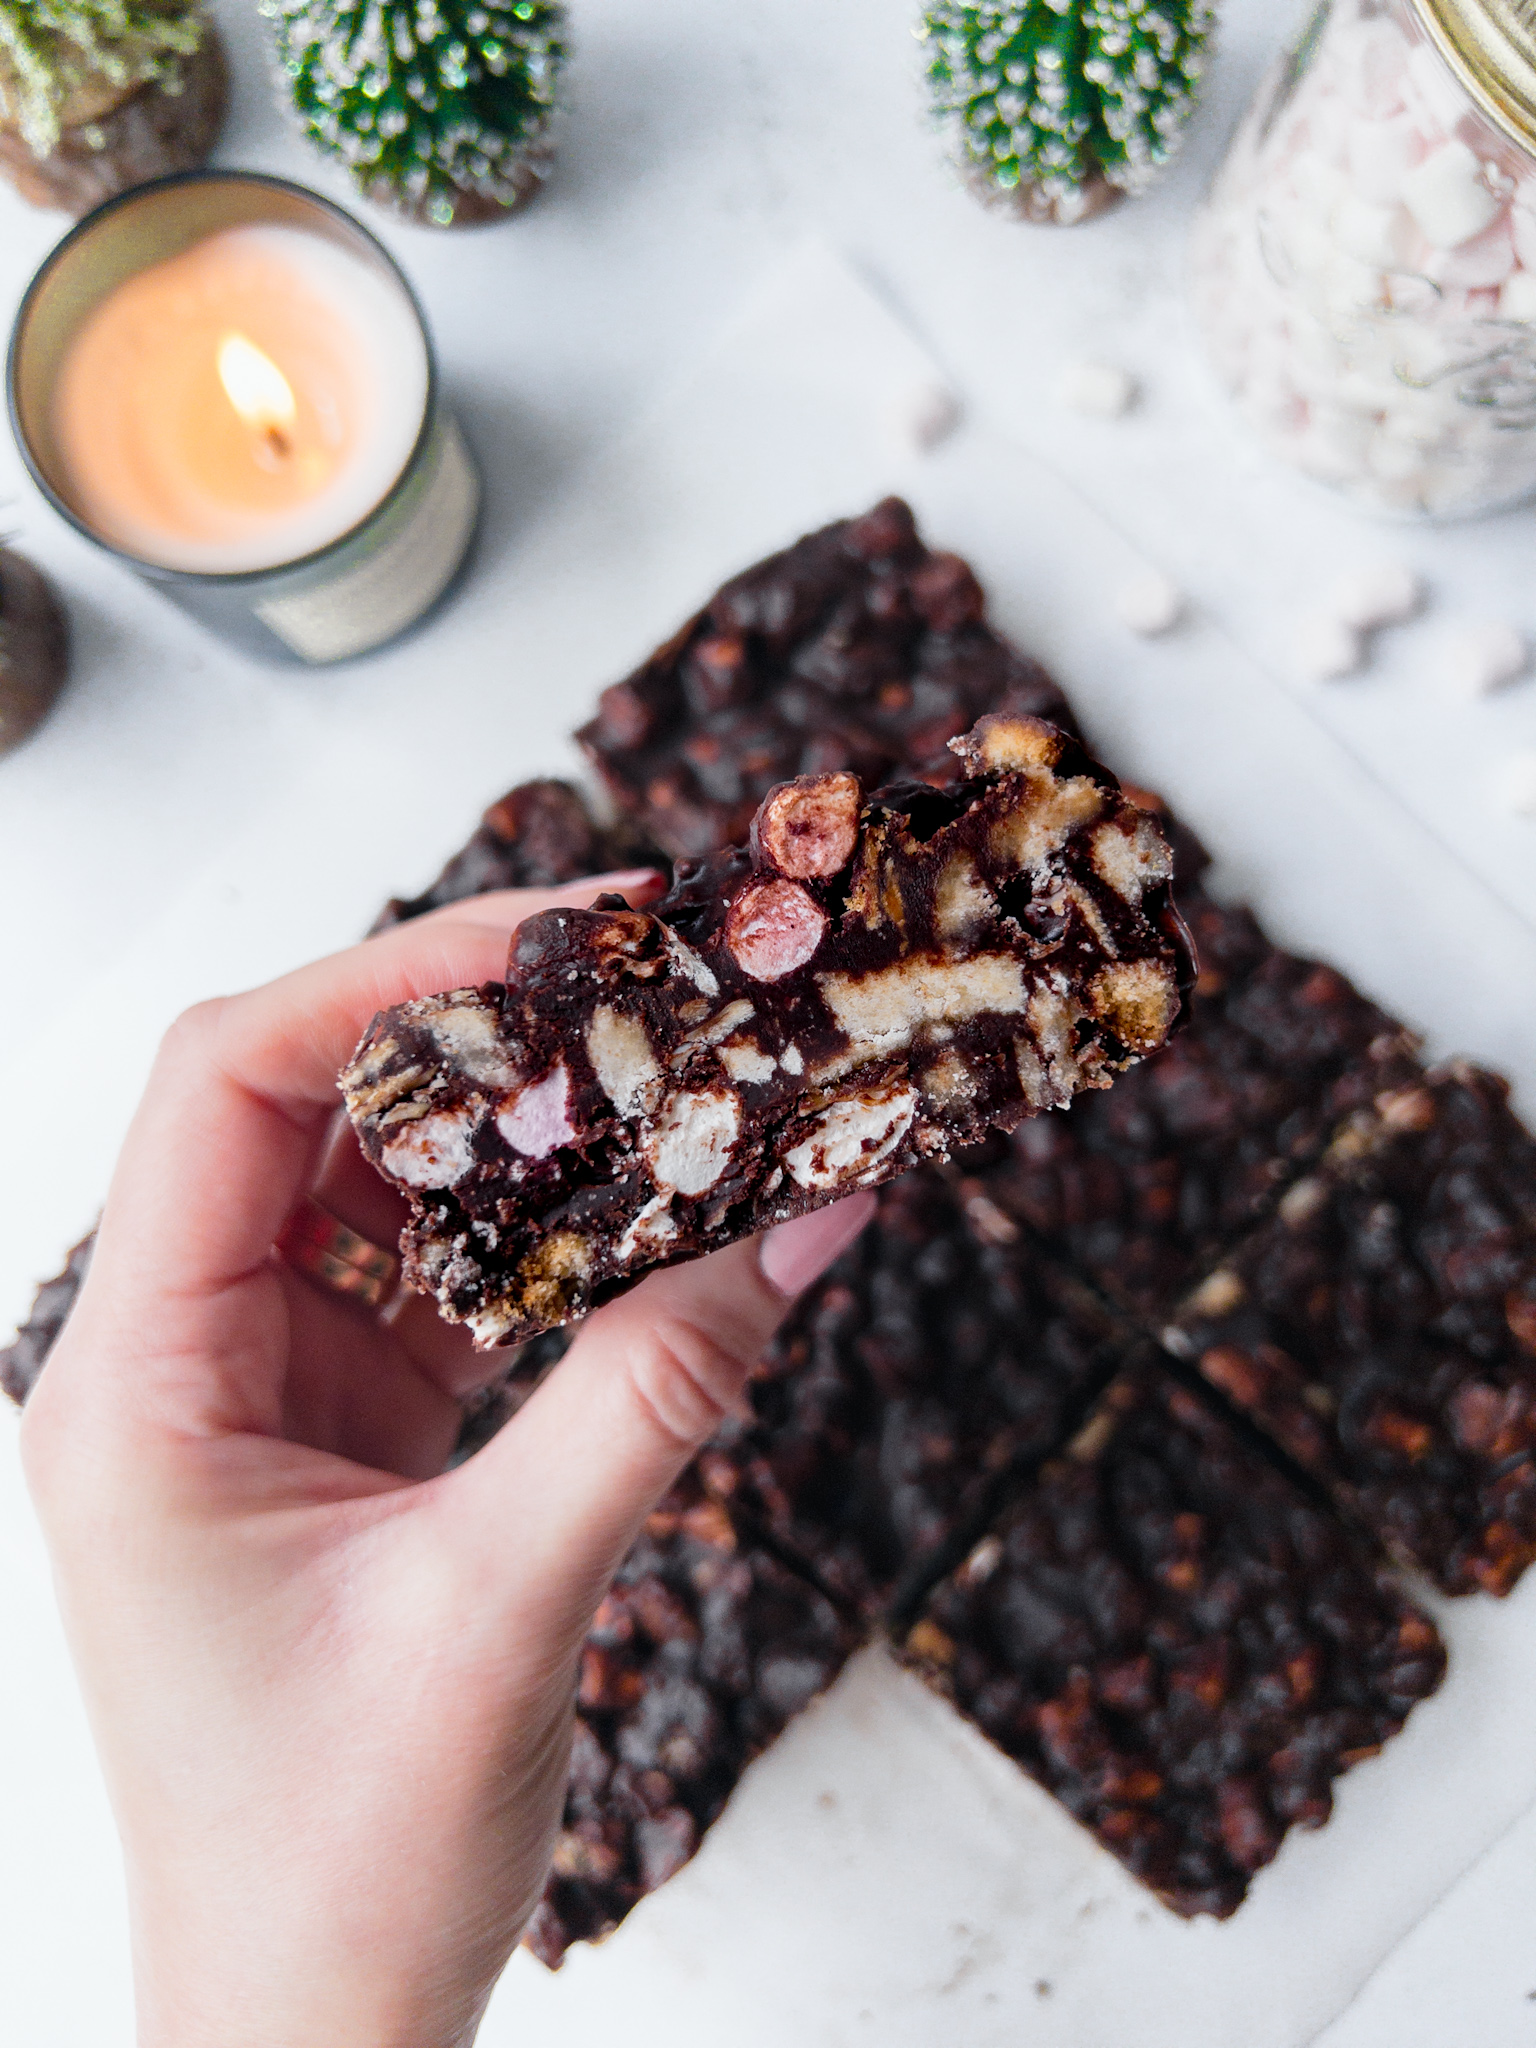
1426 216 1516 289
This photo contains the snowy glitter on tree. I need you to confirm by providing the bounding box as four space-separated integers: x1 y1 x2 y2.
0 0 203 158
0 0 223 214
263 0 567 228
921 0 1216 224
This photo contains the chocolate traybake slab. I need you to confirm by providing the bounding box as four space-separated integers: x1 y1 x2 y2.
576 495 1078 860
522 1476 858 1968
899 1361 1446 1919
371 779 661 933
698 1163 1128 1621
1165 1063 1536 1597
8 495 1536 1989
343 715 1191 1346
993 884 1421 1324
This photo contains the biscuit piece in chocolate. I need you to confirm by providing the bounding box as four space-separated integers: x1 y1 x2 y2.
1167 1062 1536 1596
0 1233 93 1407
996 888 1418 1320
521 1479 858 1967
577 497 1078 859
900 1364 1445 1918
371 779 660 932
343 715 1191 1347
700 1165 1127 1619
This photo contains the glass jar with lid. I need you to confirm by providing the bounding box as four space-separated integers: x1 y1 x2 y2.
1191 0 1536 519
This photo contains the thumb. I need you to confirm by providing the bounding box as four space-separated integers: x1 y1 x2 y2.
437 1192 876 1627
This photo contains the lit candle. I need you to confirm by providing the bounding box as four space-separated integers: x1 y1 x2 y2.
48 222 429 576
8 174 479 664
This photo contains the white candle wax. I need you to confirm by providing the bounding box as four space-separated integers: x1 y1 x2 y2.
48 223 430 575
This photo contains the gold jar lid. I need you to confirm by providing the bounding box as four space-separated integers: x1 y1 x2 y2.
1413 0 1536 156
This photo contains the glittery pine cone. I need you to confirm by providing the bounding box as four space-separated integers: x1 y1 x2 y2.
0 549 70 760
0 24 226 215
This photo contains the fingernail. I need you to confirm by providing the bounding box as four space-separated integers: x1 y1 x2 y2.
576 869 667 903
759 1191 878 1299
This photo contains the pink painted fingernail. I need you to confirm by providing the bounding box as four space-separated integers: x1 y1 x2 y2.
759 1191 878 1299
576 869 666 903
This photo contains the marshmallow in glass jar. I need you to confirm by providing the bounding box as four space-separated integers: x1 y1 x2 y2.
1191 0 1536 519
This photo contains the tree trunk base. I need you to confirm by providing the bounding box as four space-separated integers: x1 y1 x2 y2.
366 139 553 229
0 27 227 217
960 155 1124 227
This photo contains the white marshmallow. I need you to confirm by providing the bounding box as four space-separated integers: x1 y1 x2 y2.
1333 197 1411 269
1366 432 1434 485
1344 19 1409 119
1401 142 1501 249
1347 115 1422 206
1404 40 1475 133
1189 0 1536 521
1496 749 1536 817
1320 250 1389 318
1295 611 1365 681
1328 561 1424 631
1445 621 1529 696
1293 153 1349 217
1114 568 1185 637
1057 360 1136 418
885 377 961 454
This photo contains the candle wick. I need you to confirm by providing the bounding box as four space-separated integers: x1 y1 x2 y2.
264 425 292 460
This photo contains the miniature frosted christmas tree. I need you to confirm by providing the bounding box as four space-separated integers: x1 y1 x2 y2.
0 1 226 214
264 0 568 228
922 0 1215 225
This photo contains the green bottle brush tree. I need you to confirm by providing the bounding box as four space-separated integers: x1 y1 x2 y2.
263 0 569 228
921 0 1216 224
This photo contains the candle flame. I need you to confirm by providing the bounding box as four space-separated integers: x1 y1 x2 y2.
217 333 297 456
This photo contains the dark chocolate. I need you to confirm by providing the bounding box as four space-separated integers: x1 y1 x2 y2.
577 497 1079 859
371 779 660 932
994 886 1419 1320
344 717 1190 1346
699 1164 1127 1619
901 1362 1445 1917
1166 1062 1536 1596
522 1477 858 1967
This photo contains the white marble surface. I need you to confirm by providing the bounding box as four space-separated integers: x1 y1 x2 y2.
4 2 1536 2042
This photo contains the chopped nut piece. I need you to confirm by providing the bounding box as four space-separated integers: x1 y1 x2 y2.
1089 958 1181 1054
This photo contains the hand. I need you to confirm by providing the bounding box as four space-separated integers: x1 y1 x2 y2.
20 875 875 2048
